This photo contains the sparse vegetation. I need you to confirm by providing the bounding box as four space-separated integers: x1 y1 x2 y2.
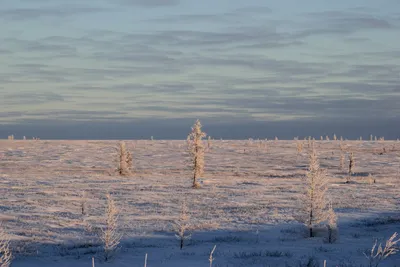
299 143 328 238
80 190 88 216
364 232 399 267
325 202 338 244
100 193 122 261
172 201 191 249
187 120 206 188
0 225 12 267
297 141 304 154
209 245 216 267
367 174 376 184
339 152 345 171
348 152 355 180
117 141 133 176
0 137 399 266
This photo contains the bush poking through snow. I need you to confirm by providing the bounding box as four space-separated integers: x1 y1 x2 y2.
209 245 216 267
80 190 88 216
364 232 399 267
0 225 12 267
348 152 355 175
117 141 133 176
172 201 191 249
100 194 122 262
367 174 376 185
187 120 206 189
297 141 304 154
339 152 345 171
347 152 355 183
299 142 328 238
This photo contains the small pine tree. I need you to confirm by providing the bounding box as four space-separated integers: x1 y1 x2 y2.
296 141 304 154
300 143 328 237
349 152 355 175
187 120 206 189
80 190 88 216
339 140 345 152
347 152 355 183
339 152 345 171
326 202 338 243
117 141 133 176
173 201 191 249
101 194 122 262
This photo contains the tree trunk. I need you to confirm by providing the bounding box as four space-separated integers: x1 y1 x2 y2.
309 208 313 237
193 155 198 188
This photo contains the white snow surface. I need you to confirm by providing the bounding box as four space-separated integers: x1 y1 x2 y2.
0 139 399 267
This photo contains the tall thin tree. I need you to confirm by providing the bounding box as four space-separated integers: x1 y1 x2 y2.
187 120 206 188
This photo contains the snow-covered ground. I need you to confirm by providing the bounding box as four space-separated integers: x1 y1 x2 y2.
0 139 399 266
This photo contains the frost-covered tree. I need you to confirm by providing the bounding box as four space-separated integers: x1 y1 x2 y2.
296 140 304 154
0 225 12 267
187 120 206 188
349 152 355 175
117 141 133 176
326 202 338 243
101 194 122 261
339 152 345 171
300 143 328 237
172 201 191 249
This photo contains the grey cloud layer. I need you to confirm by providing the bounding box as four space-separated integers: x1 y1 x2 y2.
0 6 109 20
118 0 179 7
1 2 399 127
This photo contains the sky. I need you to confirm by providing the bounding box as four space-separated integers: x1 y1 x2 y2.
1 0 399 139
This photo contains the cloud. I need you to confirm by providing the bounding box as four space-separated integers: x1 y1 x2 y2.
0 6 108 20
221 94 400 120
0 48 12 55
3 92 65 105
117 0 179 7
295 10 394 38
317 81 400 94
1 1 399 133
5 39 77 56
148 5 271 24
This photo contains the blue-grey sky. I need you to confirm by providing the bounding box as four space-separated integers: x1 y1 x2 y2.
1 0 399 139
